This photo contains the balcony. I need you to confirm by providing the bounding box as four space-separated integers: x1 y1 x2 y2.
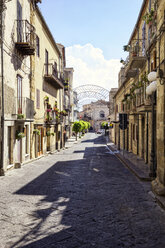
15 20 35 56
128 40 147 69
64 80 69 91
125 68 138 79
121 56 138 80
14 97 34 121
65 104 72 112
135 87 152 112
44 64 64 89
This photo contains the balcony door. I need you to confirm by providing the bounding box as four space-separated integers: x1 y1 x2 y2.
45 50 49 75
17 0 22 42
17 75 22 114
37 126 43 156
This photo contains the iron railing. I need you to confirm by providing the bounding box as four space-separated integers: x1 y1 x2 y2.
16 97 34 120
15 20 35 47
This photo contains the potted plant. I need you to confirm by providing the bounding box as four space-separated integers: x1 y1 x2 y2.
33 129 40 135
15 130 25 140
60 110 67 116
44 96 49 103
46 131 51 136
54 101 57 108
143 9 155 25
123 45 130 52
120 58 125 64
17 113 25 119
46 108 52 113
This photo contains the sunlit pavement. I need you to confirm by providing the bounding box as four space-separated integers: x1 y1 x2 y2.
1 133 165 248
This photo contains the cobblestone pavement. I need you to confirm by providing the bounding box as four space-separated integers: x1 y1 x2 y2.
1 133 165 248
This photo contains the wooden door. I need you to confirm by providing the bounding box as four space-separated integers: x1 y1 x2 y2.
17 75 22 114
37 127 43 156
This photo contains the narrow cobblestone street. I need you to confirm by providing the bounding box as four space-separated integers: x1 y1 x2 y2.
1 133 165 248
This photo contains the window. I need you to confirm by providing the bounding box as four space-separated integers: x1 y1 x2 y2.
133 124 135 141
116 104 118 113
149 0 151 12
17 0 22 42
142 22 146 55
36 89 40 109
100 111 105 118
17 75 22 114
8 127 12 165
25 125 29 155
45 49 49 74
36 35 40 57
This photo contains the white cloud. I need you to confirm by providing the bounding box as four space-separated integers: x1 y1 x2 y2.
65 43 121 91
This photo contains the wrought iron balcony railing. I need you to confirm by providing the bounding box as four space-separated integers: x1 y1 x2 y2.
44 64 64 89
15 97 34 121
15 20 35 55
128 39 147 69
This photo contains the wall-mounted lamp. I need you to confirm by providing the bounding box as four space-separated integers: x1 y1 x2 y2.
146 71 157 96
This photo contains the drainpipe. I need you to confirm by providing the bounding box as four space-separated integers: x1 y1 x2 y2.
0 2 5 176
146 112 148 164
149 91 156 177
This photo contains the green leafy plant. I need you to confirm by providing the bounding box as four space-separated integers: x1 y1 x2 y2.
143 9 155 24
141 73 148 82
33 129 40 135
123 45 130 52
44 96 49 103
101 122 108 128
72 121 82 141
120 58 125 64
15 130 25 140
17 114 25 119
60 110 67 116
46 131 51 136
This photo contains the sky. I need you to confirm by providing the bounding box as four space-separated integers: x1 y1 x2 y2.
39 0 143 91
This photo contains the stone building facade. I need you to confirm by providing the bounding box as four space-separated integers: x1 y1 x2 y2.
113 0 165 195
108 88 118 141
0 0 74 175
64 67 74 139
30 7 66 158
0 0 38 174
79 100 109 131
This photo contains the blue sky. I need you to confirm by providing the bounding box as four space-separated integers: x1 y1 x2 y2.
39 0 143 90
40 0 143 60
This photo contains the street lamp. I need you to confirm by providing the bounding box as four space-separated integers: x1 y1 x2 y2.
146 71 157 178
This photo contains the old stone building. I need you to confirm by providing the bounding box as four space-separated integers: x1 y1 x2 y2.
0 0 74 175
113 0 165 194
79 100 109 131
0 0 40 174
108 88 118 141
63 67 74 139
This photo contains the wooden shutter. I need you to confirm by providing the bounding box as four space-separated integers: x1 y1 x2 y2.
36 36 40 57
153 50 157 70
36 89 40 109
142 22 146 55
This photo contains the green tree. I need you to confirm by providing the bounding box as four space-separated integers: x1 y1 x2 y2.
79 120 88 134
72 121 82 140
87 122 91 130
101 121 108 128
